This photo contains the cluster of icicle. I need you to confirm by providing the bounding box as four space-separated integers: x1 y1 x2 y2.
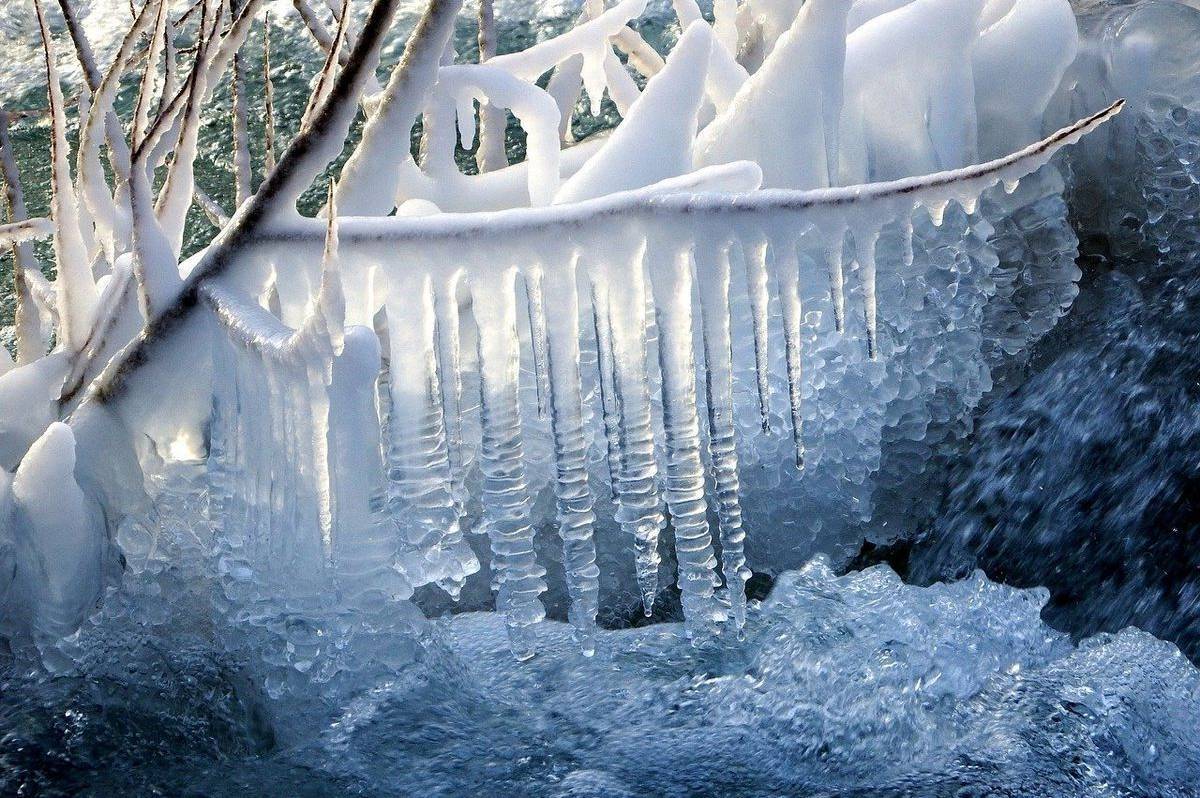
0 0 1121 660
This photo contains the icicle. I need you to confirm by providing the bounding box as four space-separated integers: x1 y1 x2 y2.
524 271 552 419
926 197 949 226
775 236 805 468
694 236 748 629
35 0 98 353
590 285 622 499
1003 176 1020 194
455 95 477 150
470 269 547 659
581 46 608 116
600 47 641 116
301 199 347 565
384 273 475 597
331 325 413 603
434 275 467 510
547 55 584 143
824 229 846 334
647 237 720 635
598 240 665 616
541 254 600 654
742 236 773 431
854 225 882 360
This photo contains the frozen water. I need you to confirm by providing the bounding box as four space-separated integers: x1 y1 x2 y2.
0 0 1199 791
0 0 1128 657
4 551 1199 796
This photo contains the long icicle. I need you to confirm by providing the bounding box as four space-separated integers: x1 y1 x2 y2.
472 268 547 659
743 235 773 431
590 284 622 498
384 274 473 597
695 236 748 629
434 274 468 511
649 237 720 635
541 257 600 654
524 270 551 419
775 235 805 468
601 239 665 616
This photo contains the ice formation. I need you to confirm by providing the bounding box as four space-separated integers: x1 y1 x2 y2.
0 0 1153 672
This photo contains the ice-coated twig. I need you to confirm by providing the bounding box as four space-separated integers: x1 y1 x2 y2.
232 51 253 206
301 0 352 130
154 0 218 256
133 0 170 149
73 0 413 410
194 185 232 228
54 0 134 183
140 0 269 176
77 0 158 265
336 0 463 216
0 107 51 364
263 14 278 174
294 0 348 65
35 0 99 353
0 218 54 246
476 0 507 172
